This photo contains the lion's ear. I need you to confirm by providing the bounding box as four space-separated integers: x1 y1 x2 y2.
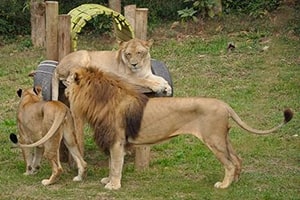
74 72 80 84
17 89 22 98
33 86 42 96
147 39 154 47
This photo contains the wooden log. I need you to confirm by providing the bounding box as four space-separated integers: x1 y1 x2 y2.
45 1 58 61
57 14 74 165
135 8 148 40
109 0 121 13
133 7 151 171
30 1 46 47
58 14 72 61
124 5 136 35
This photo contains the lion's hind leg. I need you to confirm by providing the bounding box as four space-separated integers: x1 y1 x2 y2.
63 132 87 182
30 146 44 174
62 115 87 181
42 148 63 185
203 134 237 189
227 139 242 182
42 140 63 186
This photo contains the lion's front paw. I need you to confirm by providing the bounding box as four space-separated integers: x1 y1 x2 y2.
214 181 230 189
101 177 110 185
73 175 83 182
104 182 121 190
41 179 52 186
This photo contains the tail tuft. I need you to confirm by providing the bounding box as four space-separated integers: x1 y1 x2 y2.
284 108 293 123
9 133 18 144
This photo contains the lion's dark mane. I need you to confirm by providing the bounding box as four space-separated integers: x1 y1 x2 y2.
69 67 149 152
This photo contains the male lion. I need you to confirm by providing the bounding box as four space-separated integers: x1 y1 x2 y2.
10 86 87 186
52 38 172 100
65 67 293 190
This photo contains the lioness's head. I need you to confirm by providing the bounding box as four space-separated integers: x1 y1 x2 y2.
17 86 43 102
119 38 153 73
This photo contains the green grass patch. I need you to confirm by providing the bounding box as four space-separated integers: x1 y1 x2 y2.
0 5 299 200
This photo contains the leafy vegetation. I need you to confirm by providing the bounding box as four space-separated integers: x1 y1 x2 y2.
0 3 299 200
1 0 287 37
223 0 281 17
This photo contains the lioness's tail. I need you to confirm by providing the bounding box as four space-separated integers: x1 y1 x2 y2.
10 109 67 148
227 106 293 135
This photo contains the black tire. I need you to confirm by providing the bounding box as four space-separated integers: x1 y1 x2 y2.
150 59 173 97
33 59 174 101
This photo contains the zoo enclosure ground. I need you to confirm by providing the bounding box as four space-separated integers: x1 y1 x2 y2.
0 3 299 200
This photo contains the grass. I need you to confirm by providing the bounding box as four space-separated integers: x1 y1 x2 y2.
0 4 299 200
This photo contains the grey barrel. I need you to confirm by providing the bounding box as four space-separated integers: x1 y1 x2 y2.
33 60 58 101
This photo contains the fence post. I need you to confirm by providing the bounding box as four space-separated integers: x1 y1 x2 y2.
30 1 46 47
58 14 72 61
135 8 148 40
125 6 151 171
45 1 58 61
124 5 136 35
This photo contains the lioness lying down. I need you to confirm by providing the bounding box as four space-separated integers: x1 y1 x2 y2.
66 67 293 190
10 86 87 186
52 38 172 100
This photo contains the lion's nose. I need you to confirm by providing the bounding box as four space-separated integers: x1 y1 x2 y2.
131 63 138 67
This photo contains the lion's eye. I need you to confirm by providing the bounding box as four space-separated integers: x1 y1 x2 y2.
137 51 145 56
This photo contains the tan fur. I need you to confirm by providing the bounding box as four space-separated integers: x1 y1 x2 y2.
66 67 293 190
52 38 172 101
15 86 87 186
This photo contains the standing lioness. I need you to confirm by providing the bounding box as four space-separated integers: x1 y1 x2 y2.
52 38 172 100
10 86 87 186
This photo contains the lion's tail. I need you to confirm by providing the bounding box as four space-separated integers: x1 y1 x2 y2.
10 108 67 148
227 106 293 135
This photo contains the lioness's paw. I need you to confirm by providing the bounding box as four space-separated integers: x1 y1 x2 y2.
41 179 51 186
165 84 172 96
151 81 171 95
24 169 38 176
104 182 121 190
100 177 110 185
214 181 229 189
73 175 83 182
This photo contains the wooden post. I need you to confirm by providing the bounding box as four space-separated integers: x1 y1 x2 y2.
109 0 121 13
58 14 72 61
135 8 148 40
124 5 136 34
30 1 46 47
45 1 58 61
58 14 73 164
128 7 151 171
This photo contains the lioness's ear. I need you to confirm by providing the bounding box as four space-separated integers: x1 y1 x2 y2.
28 70 36 77
147 39 154 47
118 40 126 49
17 89 22 98
33 86 42 96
